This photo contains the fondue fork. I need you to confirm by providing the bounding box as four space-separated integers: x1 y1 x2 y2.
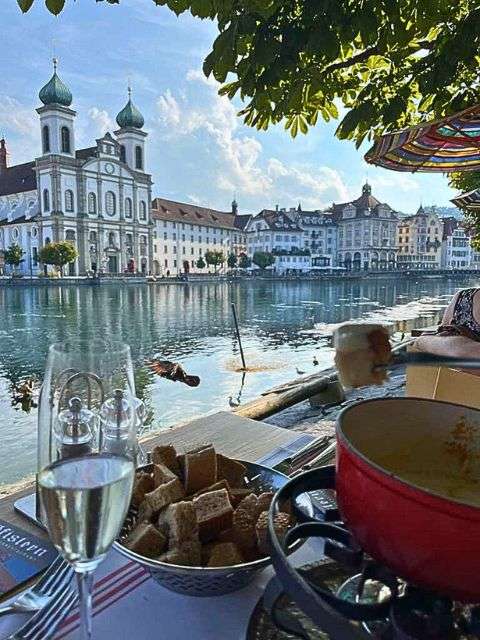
376 352 480 371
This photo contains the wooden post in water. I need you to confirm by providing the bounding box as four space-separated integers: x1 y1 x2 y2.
231 302 247 371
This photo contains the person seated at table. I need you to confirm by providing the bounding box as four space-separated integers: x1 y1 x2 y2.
412 288 480 362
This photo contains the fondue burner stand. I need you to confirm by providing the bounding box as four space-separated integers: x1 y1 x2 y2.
262 465 480 640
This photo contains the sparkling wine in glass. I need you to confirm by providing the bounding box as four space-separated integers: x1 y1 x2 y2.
37 340 137 638
39 453 134 640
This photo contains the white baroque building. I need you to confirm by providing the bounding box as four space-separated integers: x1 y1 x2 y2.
151 198 249 275
0 61 153 276
331 183 398 271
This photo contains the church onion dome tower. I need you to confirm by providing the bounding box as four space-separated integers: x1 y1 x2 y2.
116 88 144 129
39 58 72 107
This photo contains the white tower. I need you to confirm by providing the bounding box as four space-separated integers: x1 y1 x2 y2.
36 59 76 157
114 87 147 172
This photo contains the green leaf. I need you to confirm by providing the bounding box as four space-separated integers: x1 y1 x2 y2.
45 0 65 15
17 0 35 12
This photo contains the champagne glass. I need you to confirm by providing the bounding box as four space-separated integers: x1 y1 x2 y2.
37 340 137 639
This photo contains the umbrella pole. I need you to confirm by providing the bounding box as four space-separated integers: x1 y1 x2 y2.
231 302 247 371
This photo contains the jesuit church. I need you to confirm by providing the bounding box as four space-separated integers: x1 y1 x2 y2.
0 60 153 276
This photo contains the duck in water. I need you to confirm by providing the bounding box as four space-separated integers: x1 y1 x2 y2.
12 377 37 413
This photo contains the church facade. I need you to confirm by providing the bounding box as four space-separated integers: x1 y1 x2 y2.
0 61 153 276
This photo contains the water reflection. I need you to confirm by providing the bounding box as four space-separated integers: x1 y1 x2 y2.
0 276 478 484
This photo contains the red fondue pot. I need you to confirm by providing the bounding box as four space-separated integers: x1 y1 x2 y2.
336 397 480 602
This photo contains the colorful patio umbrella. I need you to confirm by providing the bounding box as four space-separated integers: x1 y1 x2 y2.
365 105 480 173
451 187 480 210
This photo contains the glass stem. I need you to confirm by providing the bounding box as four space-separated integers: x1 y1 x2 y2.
76 569 95 640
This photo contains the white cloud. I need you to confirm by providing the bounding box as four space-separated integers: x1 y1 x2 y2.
370 173 420 193
186 68 218 87
0 96 37 138
0 95 38 163
153 70 352 211
87 107 115 137
157 90 182 129
266 158 351 209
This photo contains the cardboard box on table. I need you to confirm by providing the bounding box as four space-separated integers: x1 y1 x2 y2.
406 364 480 410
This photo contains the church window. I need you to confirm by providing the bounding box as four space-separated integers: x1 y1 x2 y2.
88 192 97 214
135 146 143 170
12 228 19 240
108 232 116 246
105 191 116 216
42 126 50 153
61 127 71 154
43 189 50 212
120 145 126 164
124 197 133 219
139 200 147 221
65 229 76 241
89 231 97 243
65 190 74 212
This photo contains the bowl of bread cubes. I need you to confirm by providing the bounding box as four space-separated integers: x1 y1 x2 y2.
114 442 312 596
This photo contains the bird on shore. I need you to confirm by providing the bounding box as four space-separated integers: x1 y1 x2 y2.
313 356 319 366
296 367 306 375
228 396 240 407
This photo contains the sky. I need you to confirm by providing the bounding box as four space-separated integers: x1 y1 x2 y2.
0 0 461 215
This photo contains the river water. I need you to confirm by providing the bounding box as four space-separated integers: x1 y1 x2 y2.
1 275 478 484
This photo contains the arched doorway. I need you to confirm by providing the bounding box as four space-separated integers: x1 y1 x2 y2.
65 229 76 276
183 260 190 274
371 251 379 270
344 252 352 271
141 258 147 275
153 260 160 276
353 252 361 271
380 251 387 270
388 252 396 270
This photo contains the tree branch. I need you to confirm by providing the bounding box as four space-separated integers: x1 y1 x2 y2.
323 46 379 74
322 37 434 75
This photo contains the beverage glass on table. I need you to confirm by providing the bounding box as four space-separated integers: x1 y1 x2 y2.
37 341 138 639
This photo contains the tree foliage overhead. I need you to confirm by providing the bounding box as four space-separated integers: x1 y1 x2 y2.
21 0 480 146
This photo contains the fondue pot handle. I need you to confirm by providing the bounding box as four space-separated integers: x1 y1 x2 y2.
268 467 393 639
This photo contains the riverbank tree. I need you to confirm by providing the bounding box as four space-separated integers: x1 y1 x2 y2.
196 256 206 270
239 254 251 269
205 250 224 274
38 241 78 277
4 244 25 275
253 251 275 271
227 253 237 270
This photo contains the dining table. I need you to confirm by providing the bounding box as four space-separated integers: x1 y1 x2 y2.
0 411 324 639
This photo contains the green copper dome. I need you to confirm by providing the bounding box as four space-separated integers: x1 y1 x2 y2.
116 90 144 129
39 60 72 107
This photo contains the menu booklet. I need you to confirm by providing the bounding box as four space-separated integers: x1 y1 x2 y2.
0 520 57 596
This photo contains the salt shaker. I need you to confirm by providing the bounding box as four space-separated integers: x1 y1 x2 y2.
55 397 96 459
100 389 137 462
